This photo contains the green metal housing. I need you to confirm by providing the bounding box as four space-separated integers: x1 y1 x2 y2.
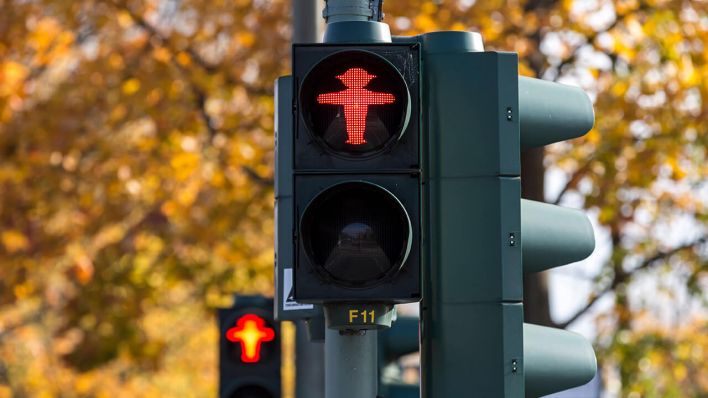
419 30 598 398
421 42 524 397
521 199 595 273
524 324 597 397
518 76 595 149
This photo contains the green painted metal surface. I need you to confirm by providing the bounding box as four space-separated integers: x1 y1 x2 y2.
380 383 419 398
420 32 524 397
379 316 419 362
421 31 484 53
519 76 594 149
425 51 520 177
420 30 597 398
521 199 595 273
322 21 392 43
523 324 597 397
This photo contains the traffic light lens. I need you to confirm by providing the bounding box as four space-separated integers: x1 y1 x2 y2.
316 67 396 146
300 182 412 288
225 314 275 363
300 51 410 157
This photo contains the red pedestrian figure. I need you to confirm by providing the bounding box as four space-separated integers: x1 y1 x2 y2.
317 67 396 145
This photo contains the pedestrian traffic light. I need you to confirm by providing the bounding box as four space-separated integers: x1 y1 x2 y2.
218 295 280 398
290 44 421 303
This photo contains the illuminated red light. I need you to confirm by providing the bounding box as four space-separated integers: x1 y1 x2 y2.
316 67 396 145
226 314 275 363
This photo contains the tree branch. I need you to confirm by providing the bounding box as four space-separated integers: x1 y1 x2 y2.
241 166 274 187
549 2 650 79
0 303 49 341
108 0 219 74
107 0 275 188
557 236 707 329
551 157 594 205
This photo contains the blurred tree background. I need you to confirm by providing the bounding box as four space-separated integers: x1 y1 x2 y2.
0 0 705 397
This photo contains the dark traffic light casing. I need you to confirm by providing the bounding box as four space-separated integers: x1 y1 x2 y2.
291 44 421 303
218 295 280 398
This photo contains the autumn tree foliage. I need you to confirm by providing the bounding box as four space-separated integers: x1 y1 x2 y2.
0 0 706 396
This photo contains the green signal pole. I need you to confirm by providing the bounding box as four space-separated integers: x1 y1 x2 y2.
324 328 378 398
319 2 392 398
292 4 325 398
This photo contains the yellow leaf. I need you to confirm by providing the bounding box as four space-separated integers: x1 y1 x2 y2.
13 282 33 299
122 78 141 95
679 55 699 86
0 61 29 96
93 224 126 250
0 385 12 398
211 170 225 187
75 373 94 393
414 14 436 32
611 81 628 96
518 62 536 77
673 364 687 381
108 53 124 69
421 2 437 14
117 11 133 28
176 52 191 66
110 104 127 121
586 128 601 145
161 200 178 217
29 17 62 52
668 157 686 179
153 47 171 63
450 22 466 31
2 230 29 253
237 32 256 48
146 88 162 105
175 180 200 206
598 207 615 224
170 152 200 180
73 253 94 284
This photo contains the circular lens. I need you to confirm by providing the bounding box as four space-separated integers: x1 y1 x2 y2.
300 182 412 288
300 51 410 157
227 314 276 363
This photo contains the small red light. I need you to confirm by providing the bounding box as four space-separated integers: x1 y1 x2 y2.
226 314 275 363
317 67 396 145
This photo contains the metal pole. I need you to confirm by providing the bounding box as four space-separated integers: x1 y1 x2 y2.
318 2 388 397
322 0 383 22
291 4 324 395
325 328 378 398
296 320 325 398
293 0 322 43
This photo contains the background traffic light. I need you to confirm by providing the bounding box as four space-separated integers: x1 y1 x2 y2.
218 295 280 398
290 44 422 303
